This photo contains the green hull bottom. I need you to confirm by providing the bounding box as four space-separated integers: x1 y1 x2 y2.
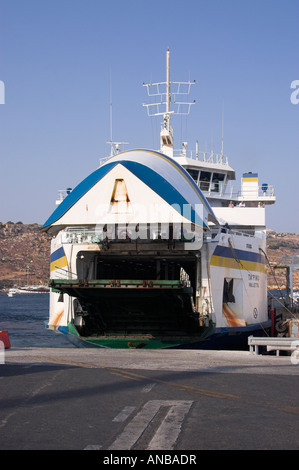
67 322 215 349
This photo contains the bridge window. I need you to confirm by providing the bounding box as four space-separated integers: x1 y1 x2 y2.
211 173 225 193
186 169 199 182
199 171 211 191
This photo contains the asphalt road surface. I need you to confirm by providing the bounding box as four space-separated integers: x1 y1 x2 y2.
1 348 298 452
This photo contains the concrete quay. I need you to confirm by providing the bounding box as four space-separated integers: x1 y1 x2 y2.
3 346 299 375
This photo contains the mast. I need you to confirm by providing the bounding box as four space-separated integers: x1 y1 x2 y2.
221 102 224 161
166 48 170 116
107 69 128 157
142 49 195 158
160 49 174 157
109 69 113 156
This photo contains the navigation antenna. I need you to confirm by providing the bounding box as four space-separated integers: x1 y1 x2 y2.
221 102 224 158
142 49 195 158
107 69 128 157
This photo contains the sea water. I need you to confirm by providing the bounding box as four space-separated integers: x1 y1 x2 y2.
0 292 73 347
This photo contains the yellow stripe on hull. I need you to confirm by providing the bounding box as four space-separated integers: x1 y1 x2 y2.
50 256 68 272
210 255 267 274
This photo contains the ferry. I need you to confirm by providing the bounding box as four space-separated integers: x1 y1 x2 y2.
42 50 275 349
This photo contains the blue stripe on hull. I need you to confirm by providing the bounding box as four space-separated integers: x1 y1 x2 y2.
213 245 266 264
50 246 66 263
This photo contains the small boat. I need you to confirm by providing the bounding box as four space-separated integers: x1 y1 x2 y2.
16 286 50 294
7 286 49 295
7 288 17 297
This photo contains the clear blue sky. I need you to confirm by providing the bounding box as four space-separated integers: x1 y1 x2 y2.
0 0 298 232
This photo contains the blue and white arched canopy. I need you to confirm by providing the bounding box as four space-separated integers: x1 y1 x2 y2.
42 150 218 233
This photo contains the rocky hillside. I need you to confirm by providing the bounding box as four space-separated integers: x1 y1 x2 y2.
266 230 299 290
0 222 298 290
0 222 51 289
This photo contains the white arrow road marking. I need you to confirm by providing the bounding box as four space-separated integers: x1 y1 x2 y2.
141 382 156 393
108 400 193 450
147 400 192 450
112 406 136 422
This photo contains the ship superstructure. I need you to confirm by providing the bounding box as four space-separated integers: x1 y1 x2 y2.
42 50 275 348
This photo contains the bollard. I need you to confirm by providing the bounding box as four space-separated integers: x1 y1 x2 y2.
0 331 11 349
270 298 275 337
